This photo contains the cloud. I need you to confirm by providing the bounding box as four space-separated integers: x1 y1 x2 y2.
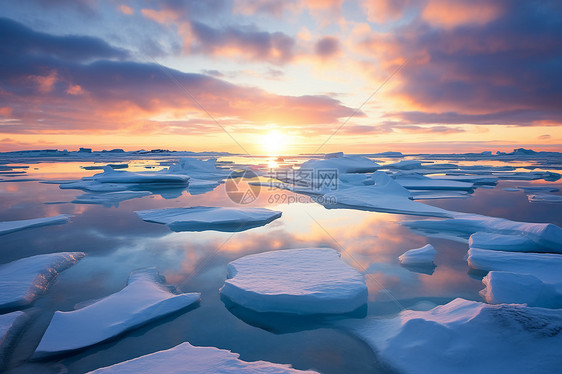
315 36 340 59
387 109 562 127
187 21 295 64
0 17 128 62
356 0 562 125
0 18 360 136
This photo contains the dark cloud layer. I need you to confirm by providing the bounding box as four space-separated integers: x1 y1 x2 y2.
361 0 562 125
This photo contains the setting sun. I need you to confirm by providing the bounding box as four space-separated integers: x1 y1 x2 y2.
261 130 290 156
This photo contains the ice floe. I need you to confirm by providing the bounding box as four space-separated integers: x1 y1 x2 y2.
323 172 453 217
383 160 422 170
91 166 190 185
528 193 562 203
220 248 367 315
88 341 318 373
0 214 72 236
468 232 541 252
299 153 380 173
135 206 282 232
404 213 562 252
393 173 474 190
0 252 85 310
480 271 562 308
467 248 562 283
0 311 28 366
340 298 562 374
72 191 151 207
398 244 437 266
34 268 200 357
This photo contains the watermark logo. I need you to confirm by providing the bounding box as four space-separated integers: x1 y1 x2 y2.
225 169 260 204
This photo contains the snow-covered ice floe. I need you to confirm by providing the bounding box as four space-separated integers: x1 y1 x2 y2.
404 212 562 252
135 206 282 232
220 248 367 315
468 232 541 252
393 173 474 191
323 172 453 217
88 341 318 374
34 268 200 357
72 191 151 207
299 153 380 173
60 166 190 193
340 298 562 374
467 248 562 283
0 311 29 366
0 214 72 236
481 271 562 308
0 252 85 310
398 244 436 266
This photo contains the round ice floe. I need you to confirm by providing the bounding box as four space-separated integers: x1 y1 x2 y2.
220 248 367 315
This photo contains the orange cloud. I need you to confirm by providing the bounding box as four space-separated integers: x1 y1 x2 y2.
0 107 12 116
422 0 504 29
29 71 58 93
119 4 133 15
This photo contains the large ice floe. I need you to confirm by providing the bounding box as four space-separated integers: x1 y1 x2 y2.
340 298 562 374
404 212 562 252
323 172 453 217
392 173 474 191
0 311 29 366
88 341 318 374
34 268 200 357
0 252 85 310
0 214 72 236
135 206 282 232
220 248 367 314
398 244 437 266
299 153 380 173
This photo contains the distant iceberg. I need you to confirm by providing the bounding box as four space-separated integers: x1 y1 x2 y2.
34 268 200 357
0 252 85 310
88 341 318 373
220 248 367 315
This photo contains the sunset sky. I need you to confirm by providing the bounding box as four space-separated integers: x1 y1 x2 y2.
1 0 561 155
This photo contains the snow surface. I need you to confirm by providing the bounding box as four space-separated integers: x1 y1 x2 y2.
299 154 379 173
220 248 367 314
0 252 85 310
398 244 437 266
0 215 72 236
136 206 282 232
481 271 562 308
35 268 200 357
323 172 452 217
468 232 541 252
88 341 319 373
404 212 562 252
340 298 562 374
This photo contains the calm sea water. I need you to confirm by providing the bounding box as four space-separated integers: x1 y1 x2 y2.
1 157 561 373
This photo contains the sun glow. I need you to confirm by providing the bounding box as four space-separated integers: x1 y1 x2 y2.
261 130 290 156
